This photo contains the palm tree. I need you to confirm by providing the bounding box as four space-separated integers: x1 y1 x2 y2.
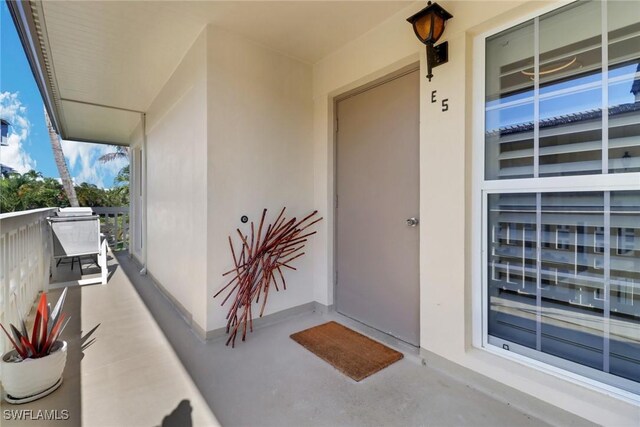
99 145 129 163
99 145 129 201
45 107 78 207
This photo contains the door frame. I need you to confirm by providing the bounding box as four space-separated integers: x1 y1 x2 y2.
331 62 421 342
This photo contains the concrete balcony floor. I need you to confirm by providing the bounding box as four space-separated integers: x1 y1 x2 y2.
117 254 591 427
1 252 593 426
0 252 219 427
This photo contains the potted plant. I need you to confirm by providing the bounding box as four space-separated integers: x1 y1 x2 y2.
1 288 69 404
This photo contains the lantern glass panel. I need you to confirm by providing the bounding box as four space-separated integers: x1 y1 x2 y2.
431 15 445 42
414 14 433 43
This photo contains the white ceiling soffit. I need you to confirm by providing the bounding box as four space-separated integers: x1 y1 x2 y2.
60 100 143 145
163 1 414 64
36 0 206 145
12 1 412 145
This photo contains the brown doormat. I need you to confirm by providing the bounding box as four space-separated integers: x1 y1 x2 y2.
290 321 403 382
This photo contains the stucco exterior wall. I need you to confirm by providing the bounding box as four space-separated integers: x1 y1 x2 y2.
144 29 209 331
135 25 315 334
206 27 315 331
311 1 639 424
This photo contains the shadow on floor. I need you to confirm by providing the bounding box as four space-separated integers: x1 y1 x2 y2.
158 399 193 427
51 254 118 285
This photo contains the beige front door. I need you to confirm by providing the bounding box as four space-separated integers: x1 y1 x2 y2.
336 69 420 346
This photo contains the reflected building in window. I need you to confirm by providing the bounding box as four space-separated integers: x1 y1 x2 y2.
483 0 640 393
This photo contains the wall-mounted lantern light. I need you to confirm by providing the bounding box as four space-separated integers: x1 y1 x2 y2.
407 1 453 82
1 119 9 146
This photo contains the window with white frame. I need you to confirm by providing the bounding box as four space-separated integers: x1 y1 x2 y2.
482 0 640 394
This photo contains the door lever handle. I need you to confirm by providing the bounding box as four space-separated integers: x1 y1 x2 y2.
406 217 419 227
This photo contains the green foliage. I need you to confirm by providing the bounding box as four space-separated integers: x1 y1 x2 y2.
99 146 129 164
110 165 129 206
75 182 108 207
0 170 69 212
0 169 129 213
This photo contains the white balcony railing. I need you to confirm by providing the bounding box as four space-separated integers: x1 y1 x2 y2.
0 208 58 354
0 206 129 354
93 206 129 251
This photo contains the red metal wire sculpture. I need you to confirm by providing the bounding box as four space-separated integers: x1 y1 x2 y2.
214 208 322 347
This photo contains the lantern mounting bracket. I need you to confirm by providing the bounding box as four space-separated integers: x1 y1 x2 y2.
427 41 449 81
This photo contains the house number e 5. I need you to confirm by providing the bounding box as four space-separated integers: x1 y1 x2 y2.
431 90 449 112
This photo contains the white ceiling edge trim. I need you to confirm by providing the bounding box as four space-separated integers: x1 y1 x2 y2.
29 0 68 137
63 136 132 148
6 0 63 136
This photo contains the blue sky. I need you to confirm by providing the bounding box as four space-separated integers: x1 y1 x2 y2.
486 62 639 131
0 2 126 188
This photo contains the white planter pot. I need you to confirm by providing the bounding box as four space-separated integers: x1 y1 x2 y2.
1 340 67 403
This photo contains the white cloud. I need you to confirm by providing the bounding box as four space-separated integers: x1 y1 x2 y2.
61 140 127 188
0 92 126 186
0 92 36 173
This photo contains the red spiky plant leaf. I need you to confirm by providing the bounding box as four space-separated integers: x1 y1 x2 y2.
0 323 27 359
21 336 35 357
30 293 47 351
41 314 67 355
